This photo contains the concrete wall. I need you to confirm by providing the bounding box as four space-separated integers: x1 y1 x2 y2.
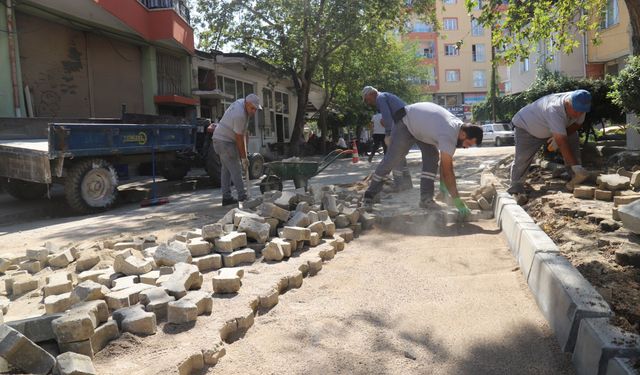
587 0 632 64
16 12 144 118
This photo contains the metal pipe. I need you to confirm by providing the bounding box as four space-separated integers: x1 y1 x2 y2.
6 0 21 117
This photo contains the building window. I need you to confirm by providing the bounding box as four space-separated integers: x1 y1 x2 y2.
218 75 257 136
261 88 275 138
473 70 486 87
443 0 456 4
274 91 290 141
443 18 458 31
445 70 460 82
444 44 459 56
413 22 434 32
600 0 619 29
520 57 530 73
446 95 458 106
472 44 486 62
422 41 435 58
471 19 484 36
474 0 483 9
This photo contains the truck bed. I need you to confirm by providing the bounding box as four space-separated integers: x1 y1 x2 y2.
0 139 49 154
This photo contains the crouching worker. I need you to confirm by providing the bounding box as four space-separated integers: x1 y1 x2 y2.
363 102 483 217
508 89 592 202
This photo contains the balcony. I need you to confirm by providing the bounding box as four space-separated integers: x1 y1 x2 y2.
138 0 190 23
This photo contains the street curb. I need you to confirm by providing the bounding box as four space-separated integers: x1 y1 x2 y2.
492 191 640 375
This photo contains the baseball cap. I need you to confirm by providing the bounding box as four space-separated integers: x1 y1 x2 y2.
570 89 591 113
245 93 262 110
361 86 378 102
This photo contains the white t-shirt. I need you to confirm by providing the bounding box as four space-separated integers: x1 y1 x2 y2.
371 113 385 135
337 137 347 148
512 92 586 139
402 102 463 156
212 99 248 142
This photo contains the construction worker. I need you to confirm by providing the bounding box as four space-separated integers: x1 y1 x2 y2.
508 89 592 202
362 86 412 191
212 93 262 206
363 102 483 216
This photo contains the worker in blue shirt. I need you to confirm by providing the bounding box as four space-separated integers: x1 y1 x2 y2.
362 86 413 191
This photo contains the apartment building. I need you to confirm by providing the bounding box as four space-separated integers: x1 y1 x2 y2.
405 0 494 118
0 0 195 119
585 0 632 77
502 0 631 94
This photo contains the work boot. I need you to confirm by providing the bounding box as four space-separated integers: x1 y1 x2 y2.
419 198 441 210
362 191 379 212
222 197 238 206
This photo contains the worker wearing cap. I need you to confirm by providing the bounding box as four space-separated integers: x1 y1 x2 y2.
508 89 592 200
362 86 413 191
363 102 483 216
212 93 262 206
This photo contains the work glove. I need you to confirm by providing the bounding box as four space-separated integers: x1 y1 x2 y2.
439 180 449 197
546 137 558 152
566 165 589 191
241 158 250 178
453 197 471 218
384 135 391 147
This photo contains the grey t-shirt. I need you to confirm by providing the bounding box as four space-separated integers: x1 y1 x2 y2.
212 99 248 142
512 92 586 139
403 102 463 156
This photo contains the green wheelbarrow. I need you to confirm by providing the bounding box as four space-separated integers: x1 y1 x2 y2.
259 149 353 193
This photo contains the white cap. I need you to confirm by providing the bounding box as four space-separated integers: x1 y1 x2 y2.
245 93 262 110
361 86 378 101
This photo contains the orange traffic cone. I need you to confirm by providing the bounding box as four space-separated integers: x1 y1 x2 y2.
351 140 359 163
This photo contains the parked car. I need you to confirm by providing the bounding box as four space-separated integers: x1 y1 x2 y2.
482 123 515 146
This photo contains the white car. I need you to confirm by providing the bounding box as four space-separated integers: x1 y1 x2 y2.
482 123 515 146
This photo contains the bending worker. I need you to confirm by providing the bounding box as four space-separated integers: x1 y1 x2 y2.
211 93 262 206
363 102 483 216
508 89 592 200
362 86 413 191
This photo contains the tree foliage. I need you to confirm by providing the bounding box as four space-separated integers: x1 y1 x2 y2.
464 0 608 65
194 0 437 154
610 55 640 115
472 68 625 126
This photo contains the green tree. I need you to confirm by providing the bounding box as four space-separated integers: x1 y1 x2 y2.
610 55 640 115
195 0 436 154
464 0 640 63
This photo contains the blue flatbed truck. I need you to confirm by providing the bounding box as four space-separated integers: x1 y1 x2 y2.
0 116 265 213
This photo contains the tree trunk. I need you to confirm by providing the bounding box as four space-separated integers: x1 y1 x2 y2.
289 79 311 156
626 0 640 55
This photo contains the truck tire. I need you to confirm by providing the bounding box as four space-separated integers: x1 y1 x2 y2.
2 178 47 200
161 160 190 181
64 158 119 213
205 144 222 187
248 153 265 180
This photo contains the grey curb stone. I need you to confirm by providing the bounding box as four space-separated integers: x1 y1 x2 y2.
572 318 640 375
516 227 560 280
606 357 639 375
529 251 613 353
498 204 535 250
493 192 518 220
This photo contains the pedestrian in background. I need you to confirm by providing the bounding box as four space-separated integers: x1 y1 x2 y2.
368 112 387 162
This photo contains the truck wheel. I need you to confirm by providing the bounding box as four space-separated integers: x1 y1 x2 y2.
205 144 222 187
2 178 47 200
161 161 190 181
64 158 119 213
248 153 265 180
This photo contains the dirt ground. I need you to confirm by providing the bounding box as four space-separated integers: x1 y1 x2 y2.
493 162 640 336
208 225 574 375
